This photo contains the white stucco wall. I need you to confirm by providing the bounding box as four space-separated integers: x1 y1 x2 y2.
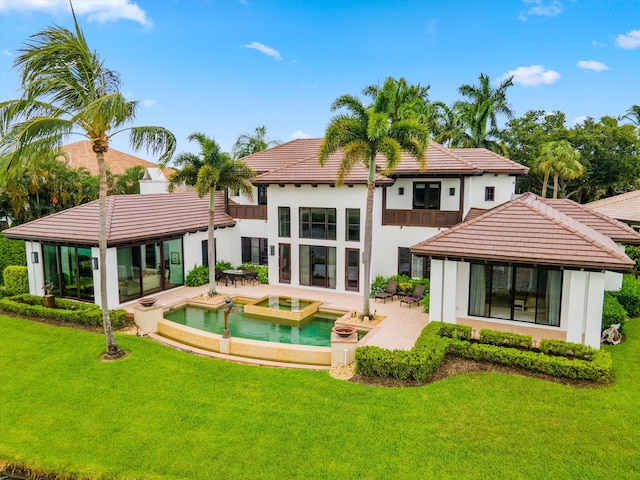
463 175 516 217
385 178 462 211
25 241 44 296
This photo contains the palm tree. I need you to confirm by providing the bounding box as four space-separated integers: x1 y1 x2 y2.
534 140 584 198
0 10 175 359
166 133 255 296
621 105 640 127
363 77 430 123
319 77 430 318
458 73 514 130
232 125 281 159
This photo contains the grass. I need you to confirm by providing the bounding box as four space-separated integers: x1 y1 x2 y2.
1 316 639 480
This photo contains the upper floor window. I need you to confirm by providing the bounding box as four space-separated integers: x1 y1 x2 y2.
346 208 360 242
299 207 336 240
485 186 495 202
257 185 268 205
278 207 290 237
413 182 441 209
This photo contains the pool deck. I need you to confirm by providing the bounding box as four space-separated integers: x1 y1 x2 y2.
122 282 429 368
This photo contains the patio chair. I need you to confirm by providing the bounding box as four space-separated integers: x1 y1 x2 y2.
375 280 399 303
400 283 426 308
245 269 259 286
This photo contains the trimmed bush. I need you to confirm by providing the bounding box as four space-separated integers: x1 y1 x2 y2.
369 275 387 298
539 339 596 361
239 263 269 284
479 328 533 349
185 265 209 287
602 292 626 333
610 274 640 318
0 234 26 286
0 294 127 328
432 322 472 340
215 260 233 271
3 266 28 295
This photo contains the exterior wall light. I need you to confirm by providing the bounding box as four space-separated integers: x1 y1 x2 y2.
92 257 99 270
31 251 39 263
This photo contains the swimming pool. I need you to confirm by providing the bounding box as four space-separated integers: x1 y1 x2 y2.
164 305 343 347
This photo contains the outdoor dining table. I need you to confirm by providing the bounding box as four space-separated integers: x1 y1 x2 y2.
222 269 248 286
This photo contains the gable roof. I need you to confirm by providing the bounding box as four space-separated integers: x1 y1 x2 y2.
542 197 640 244
587 190 640 224
245 139 528 186
3 192 234 247
60 140 174 176
411 192 635 271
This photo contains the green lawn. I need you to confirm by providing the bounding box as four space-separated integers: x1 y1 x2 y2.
1 315 639 480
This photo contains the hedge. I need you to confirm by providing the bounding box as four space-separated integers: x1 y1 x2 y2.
0 234 26 286
3 266 28 295
478 328 533 349
185 265 209 286
355 321 613 384
602 292 627 333
609 274 640 318
0 294 127 329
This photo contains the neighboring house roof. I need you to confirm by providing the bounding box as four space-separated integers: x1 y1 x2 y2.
246 139 528 186
59 140 175 176
411 192 636 271
3 192 234 247
542 198 640 244
587 190 640 224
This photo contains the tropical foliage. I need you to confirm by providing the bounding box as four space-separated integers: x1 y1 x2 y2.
232 125 281 159
533 140 583 198
0 9 175 358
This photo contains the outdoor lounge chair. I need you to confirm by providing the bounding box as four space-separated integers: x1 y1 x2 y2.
375 280 399 303
400 283 426 308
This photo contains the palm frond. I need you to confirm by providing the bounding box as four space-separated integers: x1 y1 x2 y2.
128 126 176 165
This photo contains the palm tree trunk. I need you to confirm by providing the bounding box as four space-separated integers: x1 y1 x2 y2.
94 142 123 359
207 186 217 296
361 182 375 318
553 173 559 199
541 171 549 198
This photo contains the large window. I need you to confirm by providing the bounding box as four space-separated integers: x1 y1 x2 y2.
241 237 268 265
278 207 291 237
257 185 268 205
346 208 360 242
299 244 336 289
299 208 336 240
398 247 430 278
413 182 441 209
469 263 562 326
42 244 94 302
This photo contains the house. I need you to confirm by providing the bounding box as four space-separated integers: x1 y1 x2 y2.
411 193 640 348
4 138 527 306
587 190 640 233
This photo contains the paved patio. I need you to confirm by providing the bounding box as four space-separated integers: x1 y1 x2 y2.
122 281 429 367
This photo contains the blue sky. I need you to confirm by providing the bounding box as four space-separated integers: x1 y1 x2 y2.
0 0 638 164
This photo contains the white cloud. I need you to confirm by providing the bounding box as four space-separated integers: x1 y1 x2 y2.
592 40 606 48
289 130 311 140
142 99 157 107
572 115 588 125
243 42 282 61
1 49 11 56
577 60 609 72
519 0 562 20
499 65 561 86
0 0 151 27
616 30 640 49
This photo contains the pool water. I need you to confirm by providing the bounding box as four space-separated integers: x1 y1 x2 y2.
253 295 313 311
164 306 342 347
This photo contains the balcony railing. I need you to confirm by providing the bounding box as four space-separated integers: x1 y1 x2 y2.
382 209 462 228
228 204 267 220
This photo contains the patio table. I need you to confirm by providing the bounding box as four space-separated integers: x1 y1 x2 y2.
222 269 248 286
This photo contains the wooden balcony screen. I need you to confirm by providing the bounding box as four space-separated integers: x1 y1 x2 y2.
382 209 462 228
227 204 267 220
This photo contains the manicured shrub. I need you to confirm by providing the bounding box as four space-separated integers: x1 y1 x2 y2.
609 274 640 317
431 322 472 341
215 260 233 271
625 245 640 274
0 294 127 328
185 265 209 287
602 292 626 333
539 339 597 361
240 263 269 284
0 234 26 286
3 266 28 295
479 328 533 349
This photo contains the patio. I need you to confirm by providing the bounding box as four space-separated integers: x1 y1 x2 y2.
121 282 429 369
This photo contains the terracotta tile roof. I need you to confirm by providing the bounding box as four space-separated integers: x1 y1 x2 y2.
244 139 528 185
59 140 175 176
452 148 530 175
464 208 488 222
3 192 234 246
542 197 640 244
411 192 635 271
587 190 640 224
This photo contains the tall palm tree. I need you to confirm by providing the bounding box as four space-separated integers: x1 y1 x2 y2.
232 125 281 159
458 73 514 131
621 105 640 127
534 140 584 198
319 77 430 318
0 9 175 359
363 78 430 123
166 133 255 296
